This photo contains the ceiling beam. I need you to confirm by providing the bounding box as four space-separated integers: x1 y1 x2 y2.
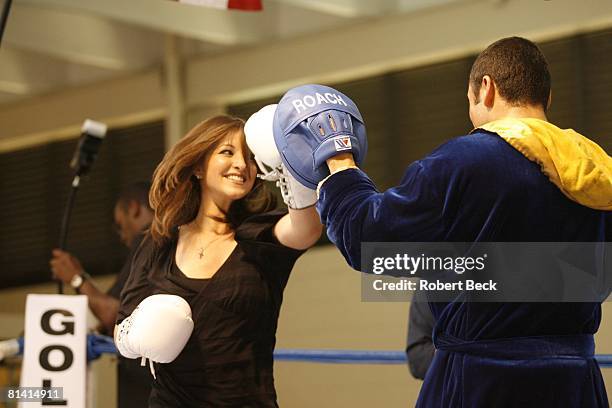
0 47 70 94
273 0 389 18
5 4 163 70
21 0 273 45
0 47 116 96
0 70 165 147
273 0 464 18
395 0 467 14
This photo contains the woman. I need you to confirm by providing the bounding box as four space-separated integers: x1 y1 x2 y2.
115 115 322 407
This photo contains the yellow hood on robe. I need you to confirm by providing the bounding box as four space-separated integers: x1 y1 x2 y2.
477 118 612 211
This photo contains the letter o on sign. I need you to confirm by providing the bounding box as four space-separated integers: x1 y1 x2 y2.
39 345 74 371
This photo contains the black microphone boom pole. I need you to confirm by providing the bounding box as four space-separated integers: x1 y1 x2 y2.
56 119 107 294
0 0 13 49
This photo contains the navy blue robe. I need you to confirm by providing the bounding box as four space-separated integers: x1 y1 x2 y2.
317 131 610 407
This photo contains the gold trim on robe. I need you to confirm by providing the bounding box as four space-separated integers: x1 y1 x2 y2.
476 118 612 211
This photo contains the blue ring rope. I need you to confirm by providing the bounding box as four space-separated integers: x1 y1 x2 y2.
89 339 612 367
14 336 612 368
273 349 612 368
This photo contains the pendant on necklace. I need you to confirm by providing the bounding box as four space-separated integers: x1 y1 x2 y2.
199 247 204 259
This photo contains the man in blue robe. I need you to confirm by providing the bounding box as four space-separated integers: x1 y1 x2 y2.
286 37 610 406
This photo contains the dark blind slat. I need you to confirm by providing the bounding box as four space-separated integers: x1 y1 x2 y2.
582 30 612 154
0 121 165 289
388 57 474 183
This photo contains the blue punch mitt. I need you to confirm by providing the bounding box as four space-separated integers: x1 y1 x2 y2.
273 84 367 189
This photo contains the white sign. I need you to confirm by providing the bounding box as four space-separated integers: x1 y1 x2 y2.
20 294 88 408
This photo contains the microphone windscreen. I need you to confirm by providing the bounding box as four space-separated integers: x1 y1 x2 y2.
81 119 107 138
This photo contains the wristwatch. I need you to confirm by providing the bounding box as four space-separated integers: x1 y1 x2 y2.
70 273 88 293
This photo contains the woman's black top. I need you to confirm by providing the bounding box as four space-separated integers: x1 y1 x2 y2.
117 210 304 407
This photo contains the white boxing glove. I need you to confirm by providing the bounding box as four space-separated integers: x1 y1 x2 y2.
245 104 317 209
115 294 194 365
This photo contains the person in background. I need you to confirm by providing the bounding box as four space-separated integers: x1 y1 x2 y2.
405 290 435 380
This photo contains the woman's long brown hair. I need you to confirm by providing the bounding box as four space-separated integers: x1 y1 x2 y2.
149 115 276 245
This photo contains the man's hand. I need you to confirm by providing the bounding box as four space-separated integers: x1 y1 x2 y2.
326 153 357 174
50 249 85 284
50 249 120 334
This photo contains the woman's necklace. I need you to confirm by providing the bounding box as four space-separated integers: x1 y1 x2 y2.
196 233 232 259
182 216 232 260
198 239 218 259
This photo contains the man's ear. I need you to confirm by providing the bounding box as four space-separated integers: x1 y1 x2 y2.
128 200 141 218
546 90 552 111
481 75 496 108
